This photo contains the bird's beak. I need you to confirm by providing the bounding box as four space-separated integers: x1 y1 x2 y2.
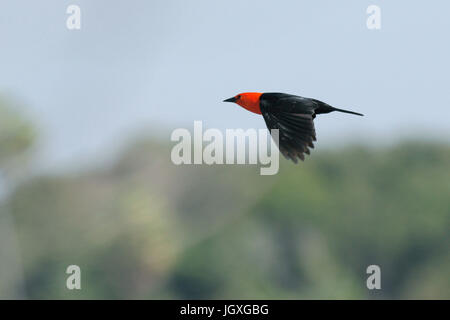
223 96 237 103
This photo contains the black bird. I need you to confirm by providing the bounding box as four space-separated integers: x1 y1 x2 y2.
223 92 363 163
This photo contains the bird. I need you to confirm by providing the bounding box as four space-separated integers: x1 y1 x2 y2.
223 92 363 163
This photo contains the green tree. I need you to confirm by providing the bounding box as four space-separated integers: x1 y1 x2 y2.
0 97 35 299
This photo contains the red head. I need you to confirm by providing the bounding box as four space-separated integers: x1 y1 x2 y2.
223 92 263 115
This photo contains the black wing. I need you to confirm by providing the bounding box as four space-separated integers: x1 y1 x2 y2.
260 93 317 163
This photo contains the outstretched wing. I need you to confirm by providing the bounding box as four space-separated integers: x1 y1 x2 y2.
260 94 317 163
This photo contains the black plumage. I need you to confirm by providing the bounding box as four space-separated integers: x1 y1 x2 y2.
259 93 363 163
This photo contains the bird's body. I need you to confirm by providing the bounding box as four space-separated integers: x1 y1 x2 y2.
224 92 363 163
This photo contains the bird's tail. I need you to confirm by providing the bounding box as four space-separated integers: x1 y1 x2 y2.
332 107 364 116
313 100 364 116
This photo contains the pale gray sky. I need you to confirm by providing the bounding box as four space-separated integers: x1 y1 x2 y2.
1 0 449 171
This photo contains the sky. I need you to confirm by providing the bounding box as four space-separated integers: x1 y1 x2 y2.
0 0 449 172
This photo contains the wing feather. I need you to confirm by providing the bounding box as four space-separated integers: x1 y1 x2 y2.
261 100 317 163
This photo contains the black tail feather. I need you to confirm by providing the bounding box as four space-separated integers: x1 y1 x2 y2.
332 107 364 116
313 100 364 116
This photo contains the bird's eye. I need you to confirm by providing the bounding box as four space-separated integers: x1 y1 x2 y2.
237 95 241 100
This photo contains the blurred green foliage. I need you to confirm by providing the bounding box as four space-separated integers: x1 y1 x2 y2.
0 98 35 165
0 101 449 299
4 138 449 299
0 99 35 299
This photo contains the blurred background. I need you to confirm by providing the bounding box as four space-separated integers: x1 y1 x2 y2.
0 0 449 299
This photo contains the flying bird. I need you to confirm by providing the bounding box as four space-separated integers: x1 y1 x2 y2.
223 92 363 163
